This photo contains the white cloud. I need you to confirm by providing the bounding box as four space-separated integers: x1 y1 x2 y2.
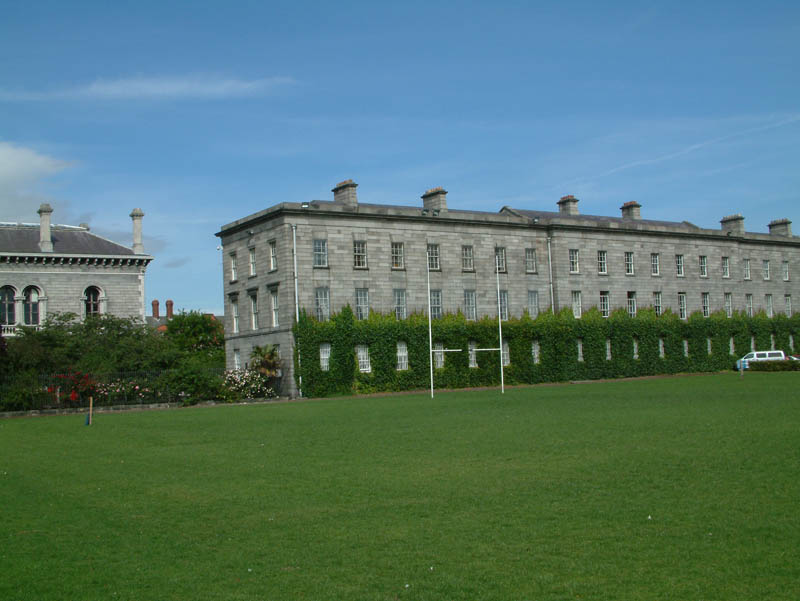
0 142 73 221
0 75 295 102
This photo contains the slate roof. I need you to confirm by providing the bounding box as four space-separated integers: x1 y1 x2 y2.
0 223 136 255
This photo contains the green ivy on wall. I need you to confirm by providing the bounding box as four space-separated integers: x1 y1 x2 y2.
293 307 800 397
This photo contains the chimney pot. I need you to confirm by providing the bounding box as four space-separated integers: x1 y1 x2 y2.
166 299 174 319
768 218 792 237
421 187 448 213
557 195 579 215
152 299 160 319
37 203 54 252
620 201 642 220
720 214 745 236
130 208 145 254
332 179 358 206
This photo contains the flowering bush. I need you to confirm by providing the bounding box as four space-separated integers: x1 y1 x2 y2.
54 371 97 405
94 379 157 403
222 369 276 400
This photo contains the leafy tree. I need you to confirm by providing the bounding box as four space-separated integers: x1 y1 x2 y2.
164 311 224 368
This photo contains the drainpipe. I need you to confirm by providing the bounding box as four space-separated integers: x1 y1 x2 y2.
495 254 505 394
547 236 555 312
291 224 302 398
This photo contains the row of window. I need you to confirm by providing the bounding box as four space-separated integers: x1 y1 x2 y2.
229 288 279 334
229 242 277 282
320 333 798 373
571 250 790 281
573 290 791 319
0 285 103 326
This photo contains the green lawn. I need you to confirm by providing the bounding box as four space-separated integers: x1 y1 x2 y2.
2 373 799 600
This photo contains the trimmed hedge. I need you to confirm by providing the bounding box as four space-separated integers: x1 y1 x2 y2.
293 307 800 397
749 360 800 372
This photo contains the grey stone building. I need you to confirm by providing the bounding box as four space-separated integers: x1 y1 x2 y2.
0 204 153 335
216 180 799 395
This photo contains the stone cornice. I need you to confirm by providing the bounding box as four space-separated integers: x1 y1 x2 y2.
0 253 153 266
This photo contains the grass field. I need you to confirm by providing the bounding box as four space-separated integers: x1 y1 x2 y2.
2 373 799 600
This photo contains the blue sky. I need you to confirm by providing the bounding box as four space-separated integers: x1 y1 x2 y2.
2 1 798 315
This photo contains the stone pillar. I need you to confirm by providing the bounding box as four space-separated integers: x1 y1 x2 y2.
130 208 145 254
38 203 54 252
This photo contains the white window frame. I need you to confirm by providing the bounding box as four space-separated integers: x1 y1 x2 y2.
701 292 710 317
597 250 607 275
569 249 580 274
353 240 368 269
427 243 440 270
391 242 404 270
319 343 331 371
525 248 537 273
495 247 507 273
763 259 770 280
625 251 635 275
231 298 239 333
743 258 751 280
269 240 277 271
527 290 539 318
464 290 477 321
250 294 259 330
745 293 753 317
678 292 687 319
675 254 684 277
462 245 474 271
270 288 279 327
782 260 790 281
430 289 442 319
249 248 257 277
599 291 610 318
396 341 408 370
765 294 773 317
699 255 707 278
356 345 371 373
499 290 509 321
722 256 730 278
394 289 407 320
653 291 662 316
314 287 330 321
313 239 328 268
651 253 660 276
355 288 370 320
571 290 582 318
785 294 792 316
724 292 733 318
627 291 637 317
230 253 238 281
433 342 444 369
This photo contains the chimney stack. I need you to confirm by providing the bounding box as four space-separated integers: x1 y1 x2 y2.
152 299 160 319
130 208 145 254
166 299 174 320
421 187 448 213
37 203 54 252
720 214 745 236
332 179 358 206
557 195 579 215
768 218 792 237
620 201 642 220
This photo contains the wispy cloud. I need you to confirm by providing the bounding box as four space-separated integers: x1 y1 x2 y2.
0 75 295 102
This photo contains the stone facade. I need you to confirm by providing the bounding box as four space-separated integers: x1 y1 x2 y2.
0 205 153 335
216 181 799 396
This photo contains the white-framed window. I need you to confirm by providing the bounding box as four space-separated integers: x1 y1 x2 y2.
531 340 540 364
599 291 610 317
701 292 710 317
468 341 478 368
724 292 733 318
786 294 792 316
250 294 259 330
462 245 474 271
525 248 537 273
606 339 612 360
597 250 607 275
0 285 15 325
396 341 408 370
571 290 582 318
576 338 584 362
763 259 770 280
313 239 328 268
270 288 279 326
427 243 440 270
743 258 751 280
233 349 241 370
355 288 370 320
653 291 662 316
319 343 331 371
464 290 477 320
353 240 368 268
430 289 442 319
495 247 507 272
502 341 510 366
651 253 660 276
269 240 277 271
675 254 684 277
391 242 404 269
678 292 687 319
394 289 407 320
231 298 239 333
23 286 41 325
627 291 637 317
356 345 371 373
314 287 330 321
782 260 790 281
745 293 753 317
499 290 509 321
699 255 707 278
433 342 444 368
722 256 730 278
625 251 635 275
765 294 773 317
527 290 539 318
229 252 238 281
569 249 580 273
249 248 257 277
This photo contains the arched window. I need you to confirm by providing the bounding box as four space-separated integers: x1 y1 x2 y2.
0 286 15 325
23 286 41 325
85 286 101 317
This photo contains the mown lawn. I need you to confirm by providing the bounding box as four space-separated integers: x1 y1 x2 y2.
1 373 799 600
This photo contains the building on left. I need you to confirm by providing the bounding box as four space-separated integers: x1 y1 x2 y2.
0 204 153 336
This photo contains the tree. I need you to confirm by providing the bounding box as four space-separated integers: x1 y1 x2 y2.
164 311 224 366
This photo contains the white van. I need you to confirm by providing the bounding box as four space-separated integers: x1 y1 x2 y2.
736 350 786 370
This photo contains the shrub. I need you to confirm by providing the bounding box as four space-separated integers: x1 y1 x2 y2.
749 360 800 372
